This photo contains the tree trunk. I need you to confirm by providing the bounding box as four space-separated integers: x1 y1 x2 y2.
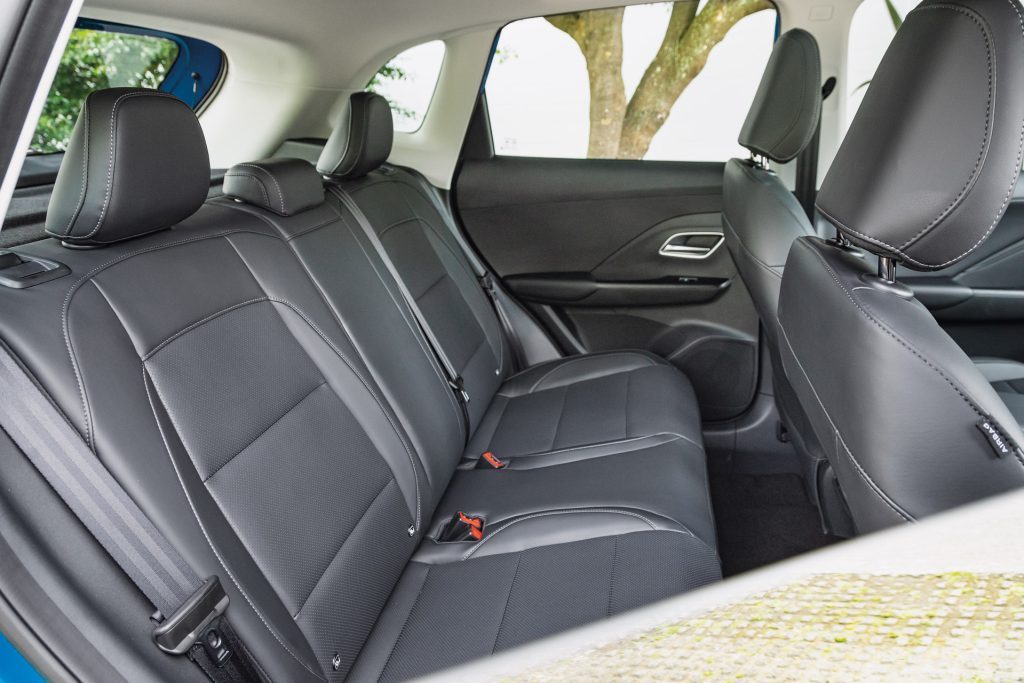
547 9 627 158
617 0 772 159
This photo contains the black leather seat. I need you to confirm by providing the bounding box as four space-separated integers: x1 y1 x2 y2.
777 0 1024 533
0 88 721 681
721 28 825 502
316 91 708 467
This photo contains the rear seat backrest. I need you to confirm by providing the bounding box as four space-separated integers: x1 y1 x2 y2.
0 89 440 681
317 93 513 430
220 157 466 495
0 88 723 683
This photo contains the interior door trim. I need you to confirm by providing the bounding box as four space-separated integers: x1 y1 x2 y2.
658 231 725 260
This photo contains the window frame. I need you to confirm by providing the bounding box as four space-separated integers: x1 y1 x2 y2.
478 1 780 163
26 19 225 158
367 40 447 134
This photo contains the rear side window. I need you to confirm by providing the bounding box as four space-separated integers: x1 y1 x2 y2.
484 1 778 161
30 22 224 155
368 41 446 133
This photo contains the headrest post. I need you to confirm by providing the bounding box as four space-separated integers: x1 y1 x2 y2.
877 256 897 284
749 153 770 171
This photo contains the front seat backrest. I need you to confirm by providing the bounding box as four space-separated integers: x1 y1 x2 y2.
777 0 1024 533
725 27 820 348
722 29 823 487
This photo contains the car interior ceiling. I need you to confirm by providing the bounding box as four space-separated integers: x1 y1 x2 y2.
1 0 1023 680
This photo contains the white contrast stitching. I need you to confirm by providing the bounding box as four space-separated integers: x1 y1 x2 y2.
83 90 184 240
142 368 328 681
235 163 286 214
461 508 661 561
823 2 1024 269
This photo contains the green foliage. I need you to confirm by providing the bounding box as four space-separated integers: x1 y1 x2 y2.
884 0 904 29
30 29 179 154
366 61 414 120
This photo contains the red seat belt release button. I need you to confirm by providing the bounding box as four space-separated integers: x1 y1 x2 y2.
457 511 484 540
480 451 506 469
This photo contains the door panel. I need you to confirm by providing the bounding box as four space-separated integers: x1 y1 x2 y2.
455 156 760 422
902 174 1024 363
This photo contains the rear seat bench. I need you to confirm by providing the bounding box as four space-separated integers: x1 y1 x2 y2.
317 92 709 467
0 88 719 682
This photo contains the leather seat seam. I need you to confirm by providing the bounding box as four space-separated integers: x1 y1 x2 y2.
83 90 188 240
142 367 328 681
461 508 691 561
817 0 1024 269
143 297 270 360
777 314 915 522
807 243 994 426
223 173 271 209
292 478 395 620
222 238 424 530
233 164 287 214
895 4 994 251
62 227 274 447
509 433 690 459
378 565 431 680
203 381 328 485
55 95 90 237
491 553 524 654
525 352 658 394
215 198 463 435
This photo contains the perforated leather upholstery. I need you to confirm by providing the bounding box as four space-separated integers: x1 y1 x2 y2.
2 92 721 681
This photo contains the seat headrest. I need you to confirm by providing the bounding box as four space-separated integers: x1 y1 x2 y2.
45 88 210 247
738 29 821 163
817 0 1024 271
316 92 394 179
223 158 326 216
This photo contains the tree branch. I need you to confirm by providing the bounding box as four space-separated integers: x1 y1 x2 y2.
547 9 627 158
618 0 772 159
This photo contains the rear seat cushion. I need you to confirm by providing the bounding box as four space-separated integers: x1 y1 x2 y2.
317 92 710 467
218 161 718 543
975 358 1024 428
1 91 722 682
469 350 705 463
351 528 719 682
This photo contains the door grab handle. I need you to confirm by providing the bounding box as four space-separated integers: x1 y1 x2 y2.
658 232 724 260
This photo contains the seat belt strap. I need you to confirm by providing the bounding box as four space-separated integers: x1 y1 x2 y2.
329 186 472 436
0 342 260 681
401 168 527 371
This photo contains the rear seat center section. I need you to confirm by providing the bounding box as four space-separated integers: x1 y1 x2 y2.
0 88 721 681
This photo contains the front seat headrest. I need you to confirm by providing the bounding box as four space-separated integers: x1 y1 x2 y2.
45 88 210 247
738 28 821 163
817 0 1024 271
317 92 394 179
223 158 326 216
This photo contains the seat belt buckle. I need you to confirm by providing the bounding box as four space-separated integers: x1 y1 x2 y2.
438 511 485 542
448 376 470 404
479 273 498 300
153 576 230 656
476 451 506 469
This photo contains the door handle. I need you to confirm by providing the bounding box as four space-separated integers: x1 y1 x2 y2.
658 232 724 259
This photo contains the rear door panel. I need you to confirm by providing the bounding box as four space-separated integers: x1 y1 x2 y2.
455 156 760 422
